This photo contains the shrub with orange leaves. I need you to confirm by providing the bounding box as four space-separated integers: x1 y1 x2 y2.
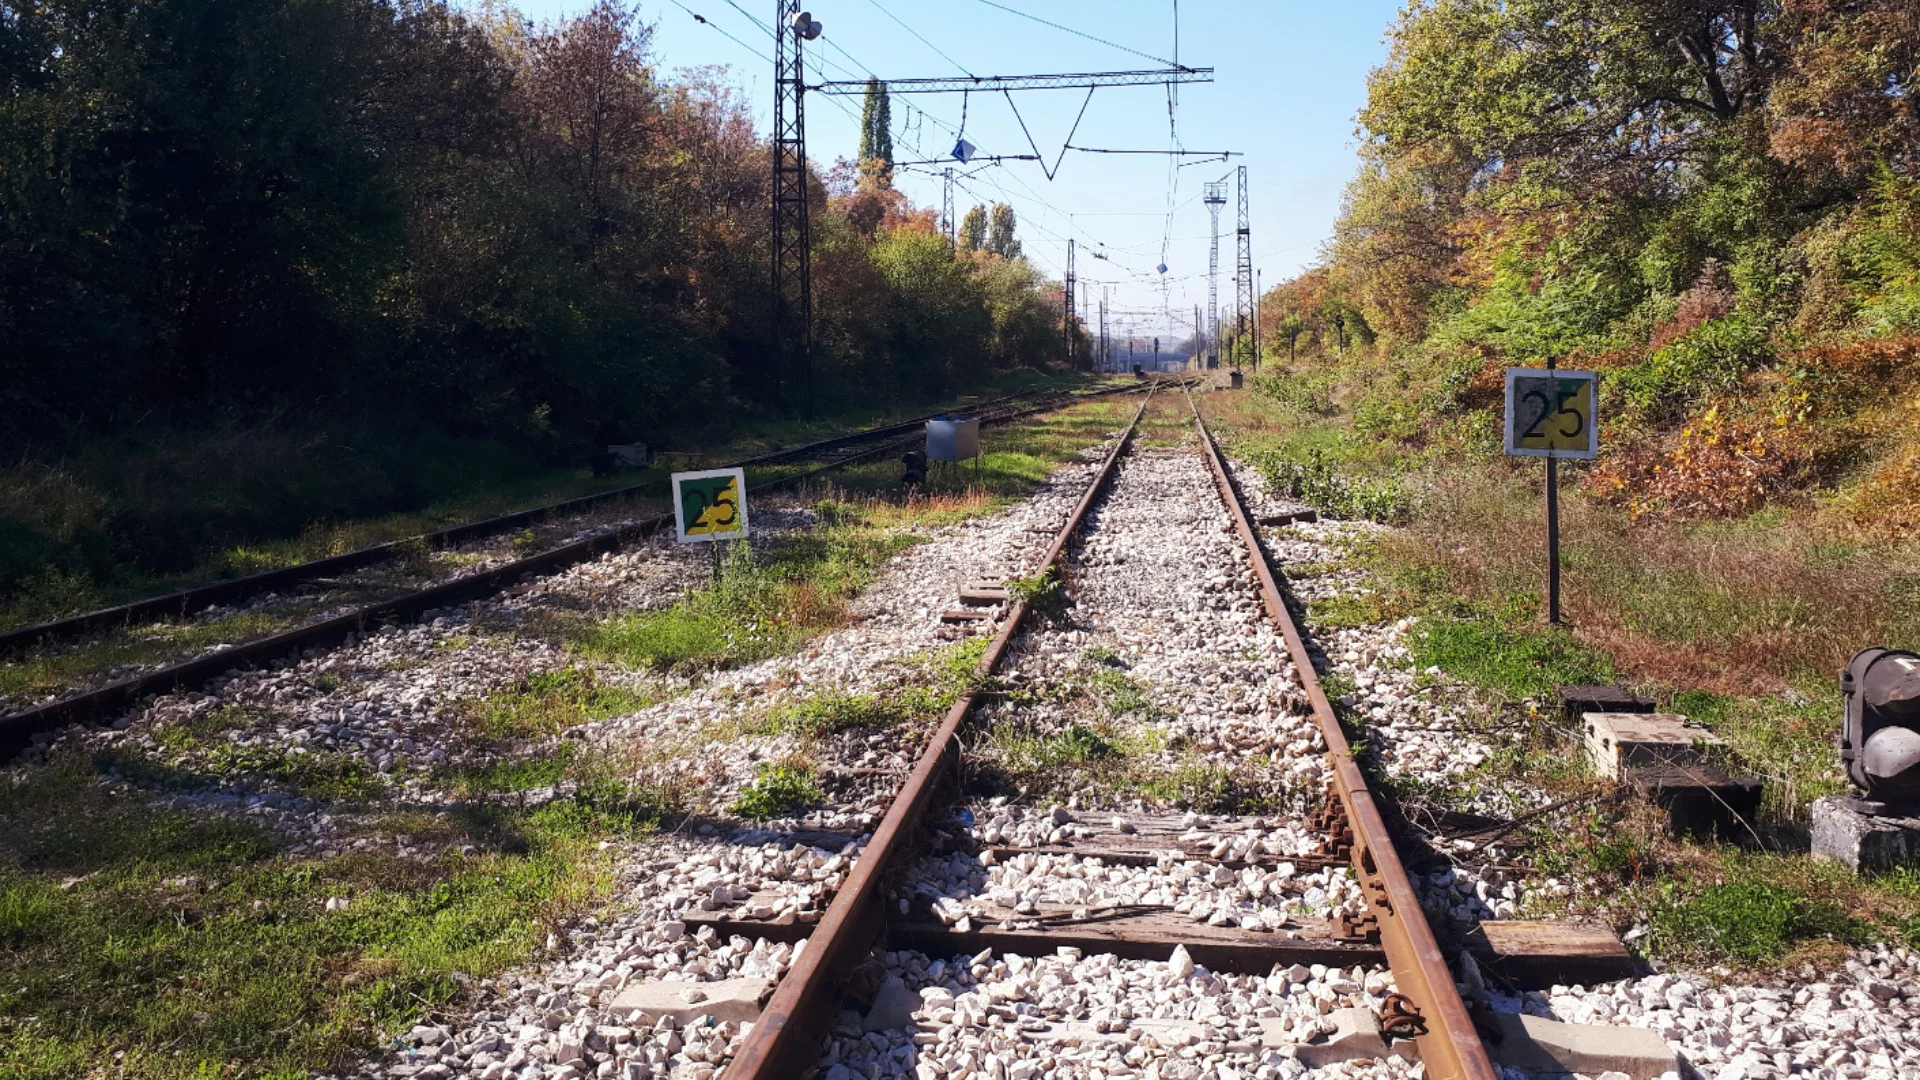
1589 398 1820 520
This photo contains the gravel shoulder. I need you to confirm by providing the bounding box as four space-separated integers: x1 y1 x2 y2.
1216 444 1920 1080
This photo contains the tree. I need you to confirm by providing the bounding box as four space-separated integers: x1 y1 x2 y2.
1361 0 1784 198
959 204 987 252
985 203 1021 259
519 1 655 216
857 77 893 183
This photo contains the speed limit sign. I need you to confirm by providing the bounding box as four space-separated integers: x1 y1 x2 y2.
1504 368 1597 459
671 467 749 543
1503 366 1598 627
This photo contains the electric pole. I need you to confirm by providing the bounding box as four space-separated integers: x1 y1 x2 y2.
772 4 820 414
1064 238 1077 368
1234 166 1253 371
1204 181 1227 369
1099 287 1109 373
941 167 955 252
1254 268 1262 371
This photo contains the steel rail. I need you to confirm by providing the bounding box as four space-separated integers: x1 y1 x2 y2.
0 384 1157 758
726 388 1160 1080
1185 387 1498 1080
0 391 1054 657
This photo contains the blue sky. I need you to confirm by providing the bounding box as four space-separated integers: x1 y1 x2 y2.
506 0 1404 347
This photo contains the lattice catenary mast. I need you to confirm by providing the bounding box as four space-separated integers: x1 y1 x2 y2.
1234 166 1254 370
1203 181 1227 369
772 3 820 413
941 167 955 251
1064 238 1077 368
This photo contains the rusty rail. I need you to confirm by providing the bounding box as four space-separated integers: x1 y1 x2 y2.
1185 386 1498 1080
726 388 1160 1079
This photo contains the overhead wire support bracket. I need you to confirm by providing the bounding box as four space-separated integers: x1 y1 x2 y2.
811 68 1212 94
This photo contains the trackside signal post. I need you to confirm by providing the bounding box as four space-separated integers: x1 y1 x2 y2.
1503 366 1597 626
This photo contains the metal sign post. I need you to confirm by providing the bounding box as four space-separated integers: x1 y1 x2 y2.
1503 366 1597 626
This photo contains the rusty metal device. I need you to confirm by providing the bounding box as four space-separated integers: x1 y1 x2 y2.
726 389 1161 1078
1187 387 1498 1080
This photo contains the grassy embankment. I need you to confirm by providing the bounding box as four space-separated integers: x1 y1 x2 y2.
1205 372 1920 972
0 393 1139 1079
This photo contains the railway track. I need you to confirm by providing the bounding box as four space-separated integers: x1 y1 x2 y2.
547 386 1497 1080
0 381 1166 757
0 389 1040 661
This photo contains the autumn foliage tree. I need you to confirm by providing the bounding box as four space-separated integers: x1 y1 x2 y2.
1267 0 1920 532
0 0 1075 592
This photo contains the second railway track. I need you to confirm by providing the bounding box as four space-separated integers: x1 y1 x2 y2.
0 382 1163 755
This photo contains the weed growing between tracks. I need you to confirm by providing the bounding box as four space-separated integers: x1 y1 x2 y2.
729 761 825 820
575 530 920 673
0 757 669 1080
976 653 1297 816
460 667 658 739
759 638 988 738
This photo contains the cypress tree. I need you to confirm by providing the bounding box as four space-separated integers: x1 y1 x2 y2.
959 205 987 252
857 78 893 182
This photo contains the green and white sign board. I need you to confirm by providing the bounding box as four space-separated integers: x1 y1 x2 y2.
1504 368 1598 460
672 468 749 543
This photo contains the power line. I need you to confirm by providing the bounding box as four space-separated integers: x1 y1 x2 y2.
965 0 1182 68
861 0 974 78
665 0 773 64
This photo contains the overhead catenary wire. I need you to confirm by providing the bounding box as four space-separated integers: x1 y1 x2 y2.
666 0 773 64
687 0 1227 330
965 0 1183 69
860 0 974 78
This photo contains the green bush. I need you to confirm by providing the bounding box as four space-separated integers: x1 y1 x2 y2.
1408 615 1613 701
1250 371 1335 415
1255 446 1413 523
1610 314 1773 420
1649 880 1859 964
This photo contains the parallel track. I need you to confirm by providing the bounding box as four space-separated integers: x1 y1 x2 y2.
0 388 1055 658
0 381 1169 757
720 385 1498 1080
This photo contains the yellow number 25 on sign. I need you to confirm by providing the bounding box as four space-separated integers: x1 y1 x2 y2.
1504 368 1598 460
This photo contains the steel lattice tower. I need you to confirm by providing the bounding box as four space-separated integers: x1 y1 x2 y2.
1203 182 1227 368
941 167 955 251
772 2 813 412
1234 166 1253 370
